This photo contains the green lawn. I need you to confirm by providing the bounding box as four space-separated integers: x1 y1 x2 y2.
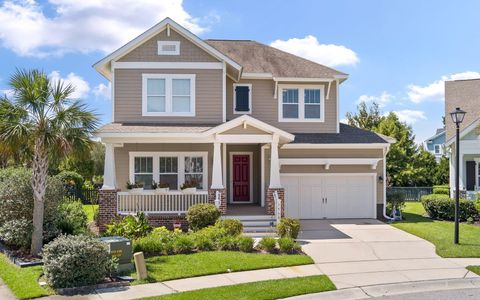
82 204 98 222
392 202 480 257
131 251 314 284
467 265 480 275
0 253 51 299
142 275 336 300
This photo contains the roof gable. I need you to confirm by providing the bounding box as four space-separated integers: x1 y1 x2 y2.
94 18 241 79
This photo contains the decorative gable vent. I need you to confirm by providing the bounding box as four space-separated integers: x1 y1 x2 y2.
157 41 180 55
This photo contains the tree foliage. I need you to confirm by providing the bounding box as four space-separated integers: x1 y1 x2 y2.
346 102 449 187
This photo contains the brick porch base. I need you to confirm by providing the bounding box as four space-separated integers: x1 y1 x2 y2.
266 188 285 216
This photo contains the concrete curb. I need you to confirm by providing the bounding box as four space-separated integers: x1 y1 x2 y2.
286 277 480 299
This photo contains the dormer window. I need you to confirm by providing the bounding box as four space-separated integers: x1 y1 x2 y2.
157 41 180 55
278 84 325 122
234 84 252 114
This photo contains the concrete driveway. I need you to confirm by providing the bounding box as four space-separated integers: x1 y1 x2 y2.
299 219 479 289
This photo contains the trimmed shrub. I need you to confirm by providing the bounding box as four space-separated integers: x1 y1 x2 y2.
237 236 254 252
0 168 63 249
133 234 163 256
215 219 243 236
278 237 300 254
276 218 300 239
56 171 84 188
258 237 277 253
433 187 449 195
421 194 478 221
106 212 152 240
173 235 194 254
57 200 88 235
43 235 115 288
192 233 215 251
186 204 220 231
218 236 239 251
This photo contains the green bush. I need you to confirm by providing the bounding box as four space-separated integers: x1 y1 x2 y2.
278 237 300 254
133 234 164 256
433 187 449 195
215 219 243 236
173 235 194 254
433 185 449 189
0 168 63 249
276 218 300 239
56 171 84 188
237 236 254 252
218 236 239 251
186 204 220 231
106 212 152 240
192 233 215 251
421 194 478 221
43 235 115 288
258 237 277 253
57 200 88 235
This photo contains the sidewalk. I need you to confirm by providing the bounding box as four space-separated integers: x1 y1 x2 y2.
44 264 323 300
0 278 16 300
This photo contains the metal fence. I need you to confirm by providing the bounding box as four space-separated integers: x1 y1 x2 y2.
64 186 99 204
386 187 433 202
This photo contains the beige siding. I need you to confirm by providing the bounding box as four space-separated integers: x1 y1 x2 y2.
222 125 268 135
118 28 218 62
445 79 480 141
114 68 223 124
114 143 213 191
226 144 261 204
227 78 338 133
263 148 384 204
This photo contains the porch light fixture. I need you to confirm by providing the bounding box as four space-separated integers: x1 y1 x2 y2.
450 107 466 244
378 176 384 184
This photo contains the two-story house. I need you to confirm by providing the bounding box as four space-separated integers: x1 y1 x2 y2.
445 78 480 199
94 18 393 230
424 128 445 162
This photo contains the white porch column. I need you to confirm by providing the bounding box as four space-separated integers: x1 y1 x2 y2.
102 143 116 190
211 141 224 189
269 134 282 188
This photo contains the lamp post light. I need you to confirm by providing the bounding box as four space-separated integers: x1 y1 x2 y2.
450 107 466 245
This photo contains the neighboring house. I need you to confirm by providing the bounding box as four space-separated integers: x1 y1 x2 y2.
445 78 480 199
94 18 394 230
424 128 445 162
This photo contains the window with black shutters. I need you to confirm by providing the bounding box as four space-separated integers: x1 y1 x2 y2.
234 84 252 114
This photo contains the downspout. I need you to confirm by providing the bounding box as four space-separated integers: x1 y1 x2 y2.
382 145 395 221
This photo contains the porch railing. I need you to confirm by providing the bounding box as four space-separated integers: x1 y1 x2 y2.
117 191 209 215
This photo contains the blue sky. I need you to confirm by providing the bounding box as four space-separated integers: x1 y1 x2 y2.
1 0 479 143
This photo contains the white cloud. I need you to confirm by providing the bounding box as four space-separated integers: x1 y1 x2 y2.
393 109 427 125
0 0 209 57
407 71 480 103
270 35 359 67
357 91 393 108
92 83 111 100
48 71 90 99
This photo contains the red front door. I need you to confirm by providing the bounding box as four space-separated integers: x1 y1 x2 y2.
232 155 250 202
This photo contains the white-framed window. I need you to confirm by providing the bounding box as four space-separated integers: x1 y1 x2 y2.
133 156 153 188
278 84 325 122
233 83 252 114
434 144 442 155
142 74 195 117
129 152 208 190
157 41 180 55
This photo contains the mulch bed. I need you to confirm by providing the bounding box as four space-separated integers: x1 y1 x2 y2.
0 241 43 267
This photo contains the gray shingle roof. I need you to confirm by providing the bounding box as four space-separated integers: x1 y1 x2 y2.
292 123 391 144
205 40 347 79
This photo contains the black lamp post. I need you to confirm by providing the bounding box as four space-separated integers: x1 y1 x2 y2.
450 107 466 244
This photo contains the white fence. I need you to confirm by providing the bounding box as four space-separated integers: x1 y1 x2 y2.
117 191 209 214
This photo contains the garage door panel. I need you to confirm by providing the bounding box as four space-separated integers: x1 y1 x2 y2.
281 174 375 219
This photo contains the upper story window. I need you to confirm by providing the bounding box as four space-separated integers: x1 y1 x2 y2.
157 41 180 55
278 85 325 122
234 83 252 114
434 144 442 155
142 74 195 117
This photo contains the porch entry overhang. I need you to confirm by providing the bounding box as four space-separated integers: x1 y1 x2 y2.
99 115 294 195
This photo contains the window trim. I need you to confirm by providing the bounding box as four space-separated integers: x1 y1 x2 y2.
133 156 154 187
157 41 180 55
129 152 208 190
434 144 442 155
278 84 325 122
233 83 252 114
142 74 196 117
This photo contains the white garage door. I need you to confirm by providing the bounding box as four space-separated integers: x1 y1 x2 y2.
281 174 376 219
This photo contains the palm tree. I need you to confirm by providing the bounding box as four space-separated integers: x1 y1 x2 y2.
0 69 99 255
